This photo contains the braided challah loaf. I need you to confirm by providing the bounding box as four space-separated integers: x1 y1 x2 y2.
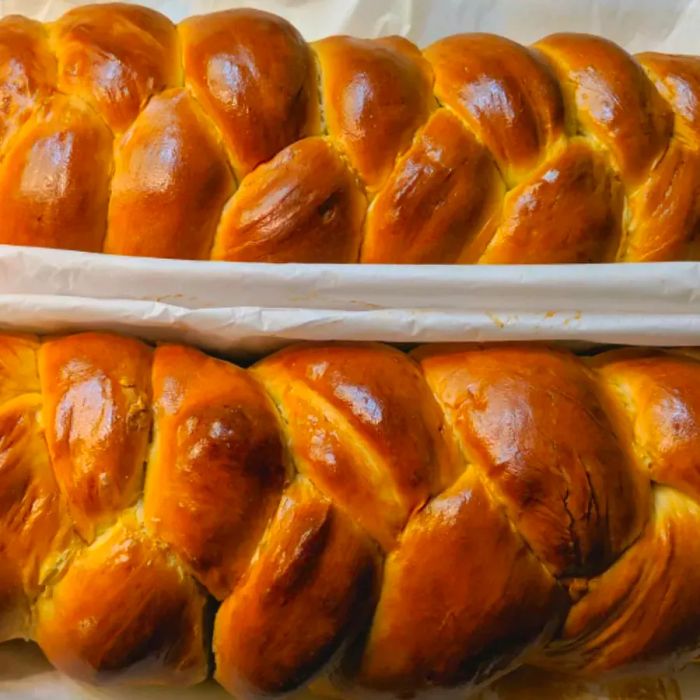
2 331 700 696
0 4 699 263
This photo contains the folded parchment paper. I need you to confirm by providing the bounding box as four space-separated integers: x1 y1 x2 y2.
1 249 700 357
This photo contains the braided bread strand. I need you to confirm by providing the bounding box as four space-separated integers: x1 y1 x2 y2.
0 4 699 264
2 331 700 696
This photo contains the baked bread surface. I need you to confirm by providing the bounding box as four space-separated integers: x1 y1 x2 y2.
2 332 700 695
0 4 699 263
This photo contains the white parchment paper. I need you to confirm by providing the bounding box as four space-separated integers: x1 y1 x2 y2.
0 0 697 353
1 0 700 698
1 248 700 356
3 0 700 51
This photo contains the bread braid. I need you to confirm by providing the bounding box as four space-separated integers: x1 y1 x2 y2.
2 331 700 696
0 4 699 263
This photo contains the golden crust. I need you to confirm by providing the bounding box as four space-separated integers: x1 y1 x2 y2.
212 137 365 263
624 139 700 261
105 88 234 259
481 140 620 263
35 519 208 685
0 395 71 642
638 53 700 146
253 342 460 550
314 35 434 192
534 33 673 186
0 16 55 154
50 3 179 133
179 9 318 178
38 333 152 542
362 109 503 264
413 343 649 578
360 467 564 693
1 6 700 262
4 334 700 692
0 93 112 251
593 349 700 501
539 487 700 675
0 334 41 403
425 34 565 186
214 478 377 696
0 335 61 641
144 344 287 599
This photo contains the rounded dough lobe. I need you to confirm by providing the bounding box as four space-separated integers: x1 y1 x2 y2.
214 478 377 697
50 3 179 132
480 141 619 263
314 36 434 191
637 53 700 146
534 33 673 185
0 334 41 404
424 33 565 185
213 138 365 263
0 94 112 251
0 16 56 153
414 343 649 578
106 88 234 259
38 333 152 542
594 350 700 502
36 521 208 685
144 345 287 600
540 488 700 675
0 396 71 642
632 53 700 259
180 9 318 178
623 141 700 261
360 468 564 694
254 342 460 550
362 108 504 264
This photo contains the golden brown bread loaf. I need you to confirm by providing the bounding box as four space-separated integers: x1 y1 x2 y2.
3 331 700 696
0 3 699 263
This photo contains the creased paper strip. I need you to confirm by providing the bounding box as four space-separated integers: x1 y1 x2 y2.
0 294 700 358
2 247 700 313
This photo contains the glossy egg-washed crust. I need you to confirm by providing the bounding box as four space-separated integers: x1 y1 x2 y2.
3 332 700 696
1 5 700 263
